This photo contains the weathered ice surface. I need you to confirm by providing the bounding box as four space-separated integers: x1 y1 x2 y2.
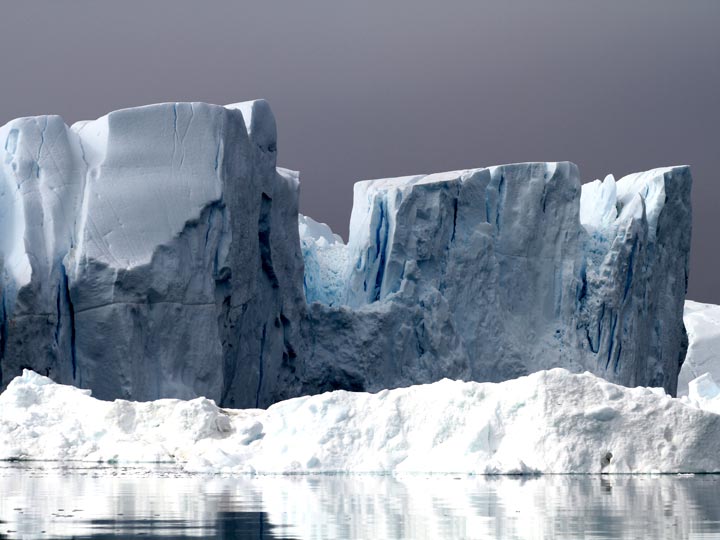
0 100 692 404
578 170 692 394
301 164 692 395
0 101 305 407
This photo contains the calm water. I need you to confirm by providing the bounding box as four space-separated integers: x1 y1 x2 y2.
1 464 720 539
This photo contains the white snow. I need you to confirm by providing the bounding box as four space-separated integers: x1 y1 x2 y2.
682 373 720 415
3 368 720 474
678 300 720 396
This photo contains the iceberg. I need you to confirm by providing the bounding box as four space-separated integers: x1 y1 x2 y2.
0 100 692 405
302 164 691 395
1 368 719 474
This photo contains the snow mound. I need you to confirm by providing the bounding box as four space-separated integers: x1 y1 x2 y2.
2 369 720 474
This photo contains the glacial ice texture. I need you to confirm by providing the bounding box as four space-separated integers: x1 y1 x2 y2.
0 101 305 407
301 164 691 396
0 100 692 405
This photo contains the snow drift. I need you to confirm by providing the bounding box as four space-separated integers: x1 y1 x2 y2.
2 368 720 474
0 100 692 405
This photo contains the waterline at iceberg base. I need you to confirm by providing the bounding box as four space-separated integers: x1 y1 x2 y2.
3 368 720 475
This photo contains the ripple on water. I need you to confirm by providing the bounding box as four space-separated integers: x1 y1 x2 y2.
1 464 720 539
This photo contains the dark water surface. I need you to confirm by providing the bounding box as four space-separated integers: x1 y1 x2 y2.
1 463 720 539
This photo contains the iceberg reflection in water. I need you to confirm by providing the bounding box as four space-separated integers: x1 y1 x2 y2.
1 464 720 539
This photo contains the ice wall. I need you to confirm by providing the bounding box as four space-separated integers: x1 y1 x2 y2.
0 100 692 404
0 101 305 407
301 164 692 395
577 168 692 393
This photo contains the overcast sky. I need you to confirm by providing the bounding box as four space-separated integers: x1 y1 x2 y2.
0 1 718 301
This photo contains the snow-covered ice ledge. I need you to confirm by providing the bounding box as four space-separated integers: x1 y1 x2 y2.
2 368 720 475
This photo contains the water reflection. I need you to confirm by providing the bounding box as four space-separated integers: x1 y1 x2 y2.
1 464 720 539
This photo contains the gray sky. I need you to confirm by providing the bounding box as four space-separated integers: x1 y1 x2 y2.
0 1 718 301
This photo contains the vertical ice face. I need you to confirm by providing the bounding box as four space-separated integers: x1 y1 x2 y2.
678 300 720 396
301 162 691 394
678 301 720 397
302 163 584 388
340 163 582 321
69 103 227 270
298 214 348 305
577 166 691 394
0 99 693 403
0 115 86 385
63 103 236 401
0 101 305 407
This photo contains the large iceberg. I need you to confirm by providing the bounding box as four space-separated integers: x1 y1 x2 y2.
2 368 720 474
0 100 692 405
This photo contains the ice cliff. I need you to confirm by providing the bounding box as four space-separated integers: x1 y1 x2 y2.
678 301 720 396
302 165 691 395
0 101 692 405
